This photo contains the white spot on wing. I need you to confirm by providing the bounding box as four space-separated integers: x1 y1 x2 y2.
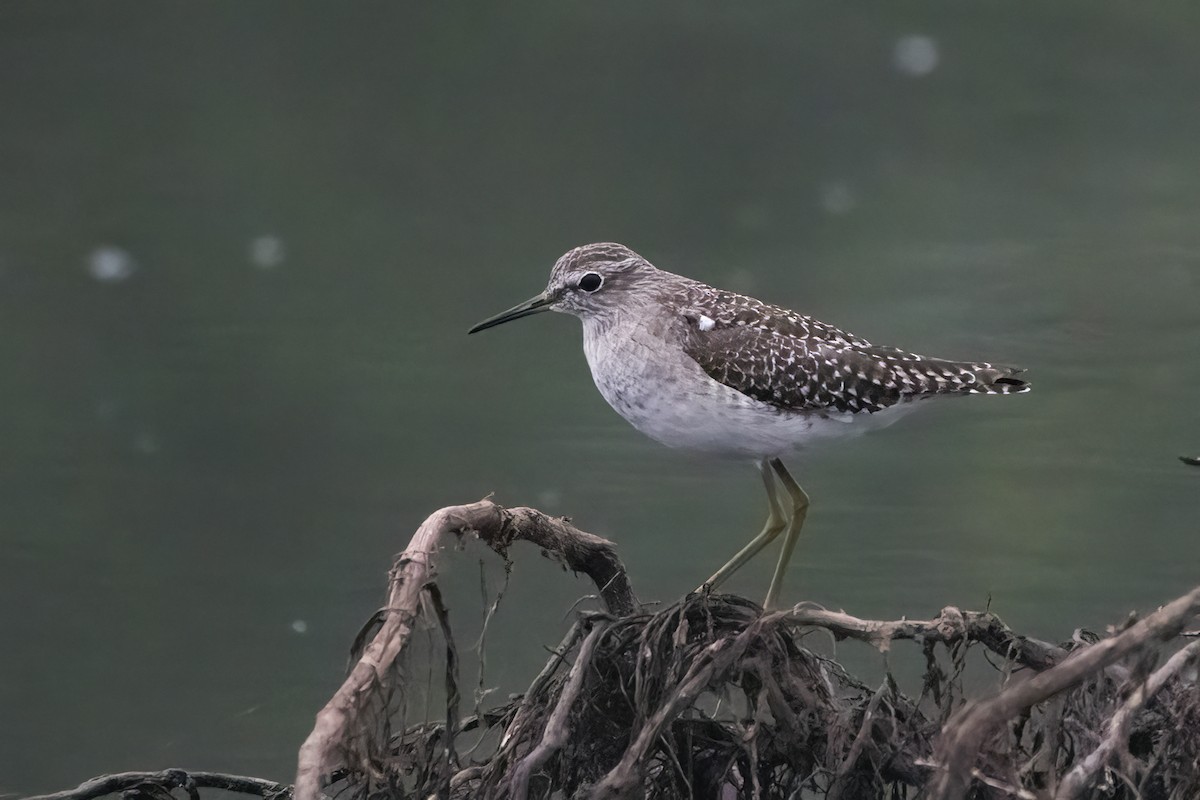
698 314 716 332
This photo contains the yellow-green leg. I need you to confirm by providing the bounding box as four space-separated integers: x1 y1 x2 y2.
697 459 786 592
763 458 810 610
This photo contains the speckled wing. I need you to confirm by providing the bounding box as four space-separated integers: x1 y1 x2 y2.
677 288 1029 414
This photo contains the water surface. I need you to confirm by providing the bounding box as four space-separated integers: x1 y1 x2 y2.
2 3 1199 793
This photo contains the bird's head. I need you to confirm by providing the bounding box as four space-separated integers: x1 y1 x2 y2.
468 242 658 333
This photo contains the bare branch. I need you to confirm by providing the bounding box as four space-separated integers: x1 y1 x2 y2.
590 618 763 798
497 620 588 754
293 499 636 800
928 585 1200 799
505 621 611 799
783 604 1066 670
827 679 891 800
499 506 637 616
1056 639 1200 799
26 770 289 800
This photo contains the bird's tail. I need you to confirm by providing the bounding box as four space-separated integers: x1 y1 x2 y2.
960 363 1030 395
859 345 1030 397
890 356 1030 398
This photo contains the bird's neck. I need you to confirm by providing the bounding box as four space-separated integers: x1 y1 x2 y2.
580 300 677 371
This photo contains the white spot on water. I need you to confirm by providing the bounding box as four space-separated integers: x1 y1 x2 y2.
291 619 309 634
133 430 160 455
894 35 939 77
249 235 286 269
87 246 136 282
819 181 856 215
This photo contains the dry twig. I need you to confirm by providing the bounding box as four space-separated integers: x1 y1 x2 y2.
929 586 1200 799
785 604 1065 670
505 621 612 799
26 770 290 800
293 499 635 800
1056 639 1200 799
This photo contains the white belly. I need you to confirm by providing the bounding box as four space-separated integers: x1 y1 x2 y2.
581 316 913 460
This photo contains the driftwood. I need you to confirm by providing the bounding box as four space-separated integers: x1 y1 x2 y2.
26 770 290 800
294 500 637 800
786 603 1067 670
1057 639 1200 799
32 499 1200 800
929 586 1200 799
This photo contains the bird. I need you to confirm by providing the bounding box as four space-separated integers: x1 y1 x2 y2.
468 242 1029 609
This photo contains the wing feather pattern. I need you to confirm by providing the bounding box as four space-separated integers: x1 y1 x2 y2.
677 287 1028 414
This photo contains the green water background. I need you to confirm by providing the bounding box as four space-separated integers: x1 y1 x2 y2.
2 3 1198 793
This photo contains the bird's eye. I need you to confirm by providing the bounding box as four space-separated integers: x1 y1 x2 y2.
577 272 603 293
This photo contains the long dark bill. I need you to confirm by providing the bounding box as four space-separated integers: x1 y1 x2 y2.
467 292 554 334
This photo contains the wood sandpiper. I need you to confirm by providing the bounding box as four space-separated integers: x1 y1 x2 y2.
469 243 1030 609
